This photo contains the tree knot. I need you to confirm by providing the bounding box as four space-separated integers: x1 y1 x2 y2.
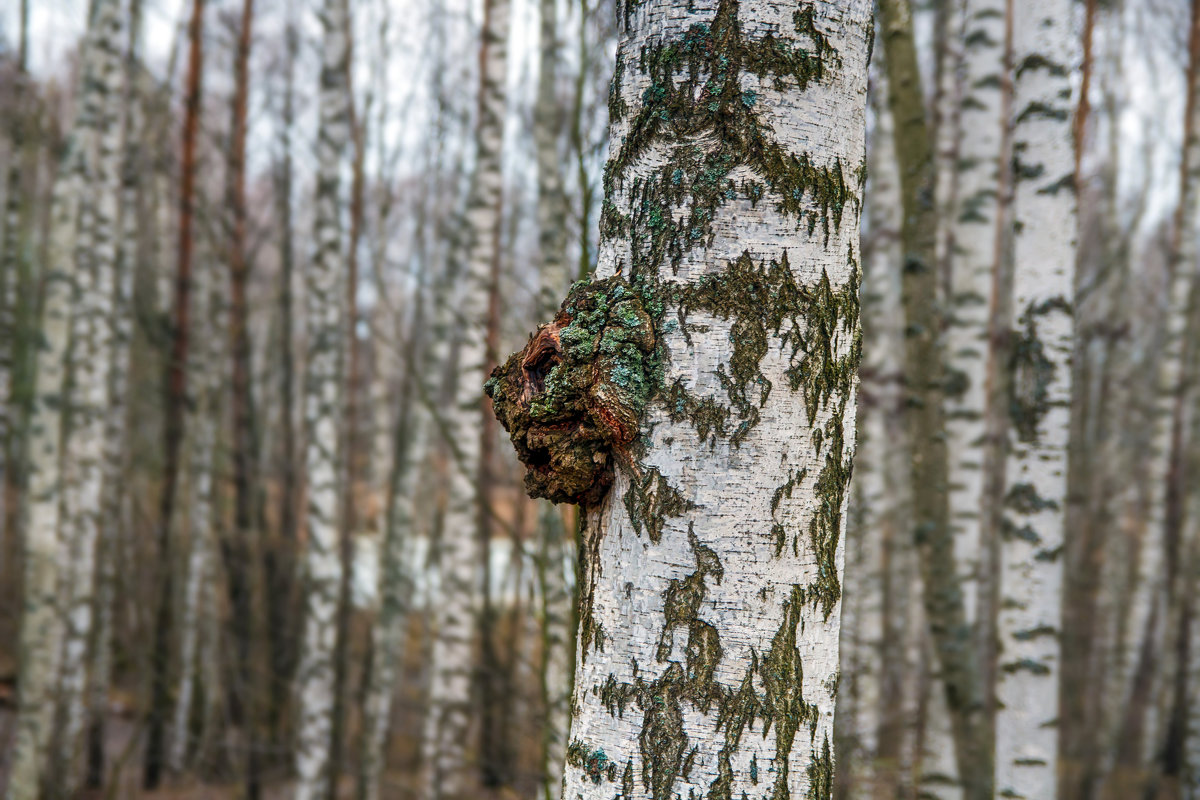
485 276 659 506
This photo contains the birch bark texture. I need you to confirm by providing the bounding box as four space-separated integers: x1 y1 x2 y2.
293 0 350 795
944 0 1007 624
993 0 1078 796
7 1 125 796
422 0 511 794
545 1 871 797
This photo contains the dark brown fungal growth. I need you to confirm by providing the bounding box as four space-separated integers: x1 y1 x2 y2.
485 276 659 505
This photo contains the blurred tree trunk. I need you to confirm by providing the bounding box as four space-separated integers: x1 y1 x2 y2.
293 0 351 794
1149 1 1200 795
834 64 904 798
557 0 868 796
330 26 367 795
145 0 205 786
862 62 923 800
85 1 144 786
877 0 990 795
0 0 31 607
534 4 579 785
944 0 1009 768
6 1 124 796
358 240 425 800
0 0 30 504
422 0 510 795
270 13 300 740
166 237 221 776
44 2 127 794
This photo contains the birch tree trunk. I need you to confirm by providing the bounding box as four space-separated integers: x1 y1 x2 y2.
992 0 1078 796
945 0 1007 651
359 279 426 800
167 243 221 775
535 1 577 795
85 2 143 786
293 0 351 795
45 3 126 791
145 0 205 785
6 1 123 796
421 0 511 794
876 0 990 794
1152 0 1200 791
488 1 870 797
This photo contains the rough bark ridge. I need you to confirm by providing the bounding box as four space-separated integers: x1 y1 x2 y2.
992 0 1078 797
490 1 869 797
293 0 351 795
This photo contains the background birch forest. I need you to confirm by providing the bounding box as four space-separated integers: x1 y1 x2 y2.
1 0 1200 798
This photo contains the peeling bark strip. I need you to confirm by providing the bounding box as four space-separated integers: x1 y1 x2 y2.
489 1 870 797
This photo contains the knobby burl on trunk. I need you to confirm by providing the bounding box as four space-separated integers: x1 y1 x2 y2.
485 275 660 506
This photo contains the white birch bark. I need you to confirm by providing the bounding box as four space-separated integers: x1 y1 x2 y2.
293 0 350 795
945 0 1007 628
5 2 123 796
539 501 575 800
85 14 143 783
167 247 220 774
556 1 870 797
51 5 127 783
992 0 1078 796
537 0 569 315
421 0 511 794
360 312 424 800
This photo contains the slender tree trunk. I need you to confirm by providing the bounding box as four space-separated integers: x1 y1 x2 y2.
876 0 990 795
992 0 1078 796
330 30 367 795
219 2 265 795
145 0 205 786
271 14 301 738
6 2 123 796
85 1 143 787
45 3 126 791
945 0 1008 745
492 1 871 796
166 244 220 776
293 0 351 794
1150 2 1200 794
359 277 427 800
533 6 577 789
422 0 511 794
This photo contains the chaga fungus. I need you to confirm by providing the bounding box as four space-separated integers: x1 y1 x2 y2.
485 276 658 506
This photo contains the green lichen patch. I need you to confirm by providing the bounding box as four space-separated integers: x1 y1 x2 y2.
667 251 860 445
1005 482 1060 514
804 405 850 619
805 735 833 800
625 465 695 543
567 740 620 784
601 0 854 284
1008 296 1069 443
486 275 659 505
762 586 820 799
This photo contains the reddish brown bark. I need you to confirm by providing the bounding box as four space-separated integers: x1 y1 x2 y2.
221 1 263 797
144 0 205 786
